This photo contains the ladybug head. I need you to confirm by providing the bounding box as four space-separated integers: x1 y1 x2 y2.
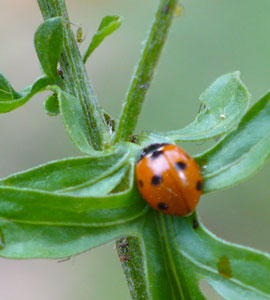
138 143 169 161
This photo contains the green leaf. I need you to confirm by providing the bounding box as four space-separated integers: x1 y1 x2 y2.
0 76 52 113
137 211 270 300
0 144 148 258
63 164 129 196
0 144 129 192
0 177 145 227
0 144 146 226
83 15 123 63
43 93 59 116
34 17 64 78
196 92 270 193
138 212 204 300
56 88 95 154
0 73 19 100
175 214 270 299
30 76 53 94
0 217 140 259
150 72 251 142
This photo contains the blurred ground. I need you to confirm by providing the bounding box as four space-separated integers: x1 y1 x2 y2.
0 0 270 299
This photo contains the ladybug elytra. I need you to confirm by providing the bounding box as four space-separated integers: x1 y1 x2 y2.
136 143 203 216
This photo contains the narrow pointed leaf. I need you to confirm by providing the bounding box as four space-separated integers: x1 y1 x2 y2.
83 15 123 63
0 144 129 192
63 164 129 196
34 17 64 78
0 144 148 258
0 217 140 259
0 73 19 100
0 173 147 257
0 76 52 113
153 72 250 142
56 89 96 154
0 179 145 227
196 92 270 193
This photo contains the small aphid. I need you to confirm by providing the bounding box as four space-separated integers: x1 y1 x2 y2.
174 3 183 17
119 254 130 263
107 117 115 135
198 103 207 114
139 82 150 90
192 217 199 229
57 67 64 79
76 26 85 43
69 22 86 44
130 135 138 144
118 238 129 249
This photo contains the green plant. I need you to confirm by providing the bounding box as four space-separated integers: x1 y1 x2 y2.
0 0 270 299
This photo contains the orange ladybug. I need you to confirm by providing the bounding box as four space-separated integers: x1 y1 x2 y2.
136 143 203 216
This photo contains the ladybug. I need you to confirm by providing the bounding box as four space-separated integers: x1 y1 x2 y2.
136 143 203 216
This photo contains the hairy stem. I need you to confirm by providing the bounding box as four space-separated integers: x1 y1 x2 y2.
116 236 150 300
116 211 189 300
113 0 178 143
115 1 178 298
37 0 110 150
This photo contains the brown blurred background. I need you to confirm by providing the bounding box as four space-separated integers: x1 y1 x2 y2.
0 0 270 299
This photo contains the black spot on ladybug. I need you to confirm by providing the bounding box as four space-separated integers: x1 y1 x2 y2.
196 181 203 191
151 175 162 186
175 161 187 170
139 143 169 161
139 180 144 187
192 218 199 229
158 203 168 210
151 150 163 159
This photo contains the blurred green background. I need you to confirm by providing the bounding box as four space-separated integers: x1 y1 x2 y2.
0 0 270 299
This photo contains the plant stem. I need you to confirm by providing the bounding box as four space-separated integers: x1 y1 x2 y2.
37 0 110 150
115 2 178 298
116 236 150 300
116 212 187 300
113 0 178 144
